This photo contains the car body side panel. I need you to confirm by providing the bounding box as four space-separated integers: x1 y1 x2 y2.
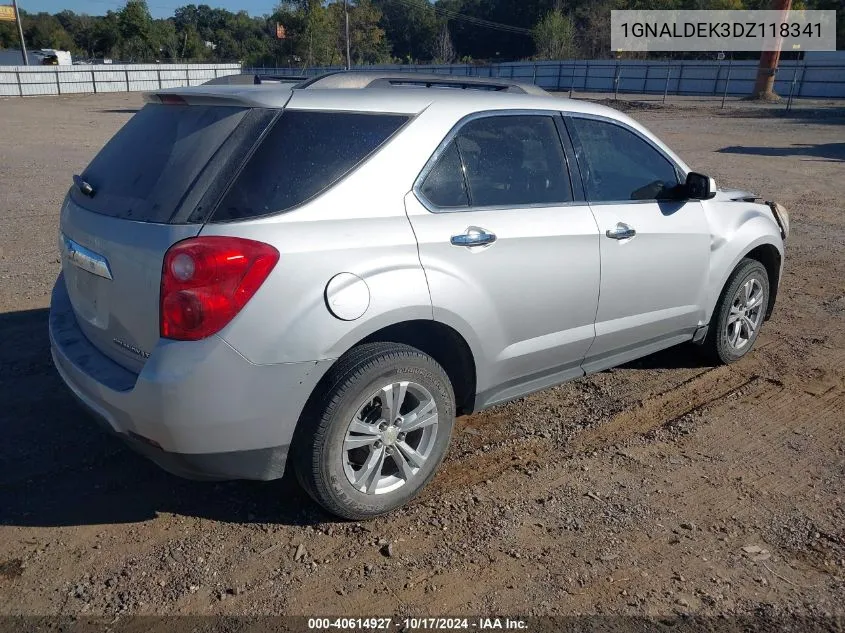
202 215 432 365
199 99 522 366
700 201 785 323
583 199 711 373
405 195 601 408
200 109 438 366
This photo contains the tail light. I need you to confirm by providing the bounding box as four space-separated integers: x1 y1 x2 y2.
160 237 279 341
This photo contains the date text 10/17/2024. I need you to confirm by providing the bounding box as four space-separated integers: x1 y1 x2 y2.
307 618 529 630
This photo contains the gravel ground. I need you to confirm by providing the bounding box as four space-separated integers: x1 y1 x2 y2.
0 92 843 625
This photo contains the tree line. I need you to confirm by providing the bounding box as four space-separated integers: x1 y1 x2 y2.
1 0 842 67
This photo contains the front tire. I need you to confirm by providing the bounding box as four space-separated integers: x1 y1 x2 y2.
292 342 455 520
702 258 770 364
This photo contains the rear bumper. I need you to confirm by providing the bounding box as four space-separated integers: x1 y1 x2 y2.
75 398 290 481
49 274 333 481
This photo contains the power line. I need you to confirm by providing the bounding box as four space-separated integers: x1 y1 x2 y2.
387 0 533 36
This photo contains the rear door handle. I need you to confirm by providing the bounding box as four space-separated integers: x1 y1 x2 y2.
451 227 497 248
605 223 636 240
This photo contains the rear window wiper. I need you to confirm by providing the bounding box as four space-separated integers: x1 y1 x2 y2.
73 175 96 198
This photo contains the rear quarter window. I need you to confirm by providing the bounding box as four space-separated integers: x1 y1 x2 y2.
212 110 409 222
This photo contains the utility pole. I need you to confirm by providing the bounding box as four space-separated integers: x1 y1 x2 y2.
752 0 791 100
12 0 28 65
344 0 351 71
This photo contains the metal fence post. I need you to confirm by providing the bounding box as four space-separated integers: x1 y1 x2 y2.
125 68 130 92
569 62 575 98
15 69 22 97
786 64 798 112
797 62 805 96
643 63 649 94
157 68 162 89
532 63 537 85
613 64 621 101
91 69 97 94
714 60 721 95
55 69 61 95
663 65 671 104
721 55 733 109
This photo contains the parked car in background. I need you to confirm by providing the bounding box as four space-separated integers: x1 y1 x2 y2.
50 72 788 520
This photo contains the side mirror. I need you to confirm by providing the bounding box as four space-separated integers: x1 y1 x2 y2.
685 172 717 200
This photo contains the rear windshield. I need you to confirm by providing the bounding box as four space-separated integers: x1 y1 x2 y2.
212 110 409 222
73 104 250 223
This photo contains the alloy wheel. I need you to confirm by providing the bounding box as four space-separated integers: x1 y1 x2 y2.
342 381 439 495
726 277 765 351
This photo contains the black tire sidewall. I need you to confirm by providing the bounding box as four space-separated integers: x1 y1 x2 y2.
299 345 455 519
712 260 770 364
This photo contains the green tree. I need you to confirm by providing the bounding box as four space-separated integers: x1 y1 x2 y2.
431 22 456 63
0 19 17 50
153 18 180 60
347 0 391 64
55 11 98 57
91 11 121 59
117 0 156 60
533 9 576 59
23 12 76 51
373 0 438 62
310 0 343 65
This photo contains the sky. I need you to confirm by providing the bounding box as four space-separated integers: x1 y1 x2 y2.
20 0 275 19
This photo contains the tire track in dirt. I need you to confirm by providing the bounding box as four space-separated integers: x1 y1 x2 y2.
429 364 772 497
599 344 845 585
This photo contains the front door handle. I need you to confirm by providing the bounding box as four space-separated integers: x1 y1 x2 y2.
605 223 637 240
451 227 497 248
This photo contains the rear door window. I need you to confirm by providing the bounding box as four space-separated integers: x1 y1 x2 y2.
74 104 252 223
456 115 572 207
213 111 409 221
418 115 573 210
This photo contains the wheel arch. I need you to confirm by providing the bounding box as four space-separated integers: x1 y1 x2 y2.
355 320 478 416
743 243 782 319
708 235 783 325
300 319 478 420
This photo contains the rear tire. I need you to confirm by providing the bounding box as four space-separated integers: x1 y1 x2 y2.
292 342 455 520
702 258 770 364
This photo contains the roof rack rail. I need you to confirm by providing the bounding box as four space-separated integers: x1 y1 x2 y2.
203 73 307 86
295 71 548 96
253 74 308 85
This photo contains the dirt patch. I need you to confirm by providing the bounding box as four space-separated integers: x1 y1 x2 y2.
0 559 23 580
590 97 680 112
0 93 843 620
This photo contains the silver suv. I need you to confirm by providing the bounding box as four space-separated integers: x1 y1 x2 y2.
50 73 789 519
